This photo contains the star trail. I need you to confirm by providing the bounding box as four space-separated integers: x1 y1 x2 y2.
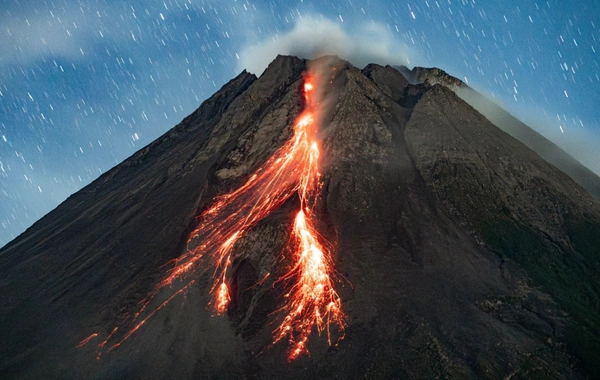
1 0 599 247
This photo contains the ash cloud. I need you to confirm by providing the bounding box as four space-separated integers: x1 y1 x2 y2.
238 16 417 75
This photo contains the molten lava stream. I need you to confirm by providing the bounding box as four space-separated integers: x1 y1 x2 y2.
274 207 346 360
83 70 346 360
270 75 346 359
183 71 345 359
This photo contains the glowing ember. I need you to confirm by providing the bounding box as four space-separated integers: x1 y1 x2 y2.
82 69 346 360
216 281 230 314
77 333 99 348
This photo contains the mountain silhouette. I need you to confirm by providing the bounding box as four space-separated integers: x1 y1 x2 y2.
1 55 599 379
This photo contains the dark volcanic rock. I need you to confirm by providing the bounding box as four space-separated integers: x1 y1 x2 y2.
404 65 600 201
1 55 599 379
399 65 467 89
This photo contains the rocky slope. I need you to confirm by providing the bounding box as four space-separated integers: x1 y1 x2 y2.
0 55 599 379
400 65 600 201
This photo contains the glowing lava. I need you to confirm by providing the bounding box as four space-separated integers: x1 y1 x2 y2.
83 69 346 360
274 209 345 360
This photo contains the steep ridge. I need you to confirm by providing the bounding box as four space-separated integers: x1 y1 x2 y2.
402 65 600 200
371 64 600 375
0 56 598 379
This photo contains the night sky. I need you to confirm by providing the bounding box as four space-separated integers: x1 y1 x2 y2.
1 0 599 247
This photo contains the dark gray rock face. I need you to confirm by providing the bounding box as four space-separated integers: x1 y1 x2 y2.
1 55 599 379
404 65 600 201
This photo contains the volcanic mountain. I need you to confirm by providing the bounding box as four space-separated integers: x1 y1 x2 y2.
1 55 599 379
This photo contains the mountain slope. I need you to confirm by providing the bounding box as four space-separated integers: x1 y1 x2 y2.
0 55 599 379
401 65 600 201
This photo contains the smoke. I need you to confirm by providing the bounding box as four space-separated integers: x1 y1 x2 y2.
522 112 600 177
238 16 416 75
305 56 341 140
456 86 600 177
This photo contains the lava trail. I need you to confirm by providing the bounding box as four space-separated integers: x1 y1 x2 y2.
84 69 346 360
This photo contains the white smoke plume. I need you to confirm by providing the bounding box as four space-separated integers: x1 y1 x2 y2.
238 16 416 75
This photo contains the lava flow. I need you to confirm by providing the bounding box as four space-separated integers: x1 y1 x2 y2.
82 69 346 360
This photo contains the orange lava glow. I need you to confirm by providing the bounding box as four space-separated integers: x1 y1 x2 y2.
274 209 345 360
77 333 99 348
81 70 346 360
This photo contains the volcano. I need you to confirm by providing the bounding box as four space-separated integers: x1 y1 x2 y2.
1 55 599 379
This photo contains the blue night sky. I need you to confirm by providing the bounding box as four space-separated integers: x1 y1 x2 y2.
1 0 599 247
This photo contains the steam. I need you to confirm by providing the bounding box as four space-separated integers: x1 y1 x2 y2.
238 16 415 75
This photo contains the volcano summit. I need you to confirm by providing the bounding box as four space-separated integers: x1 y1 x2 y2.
1 55 599 379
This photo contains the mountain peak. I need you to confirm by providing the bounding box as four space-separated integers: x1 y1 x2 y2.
1 56 599 379
411 66 467 88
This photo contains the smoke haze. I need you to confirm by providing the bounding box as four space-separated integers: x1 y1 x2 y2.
238 16 416 75
458 86 600 177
